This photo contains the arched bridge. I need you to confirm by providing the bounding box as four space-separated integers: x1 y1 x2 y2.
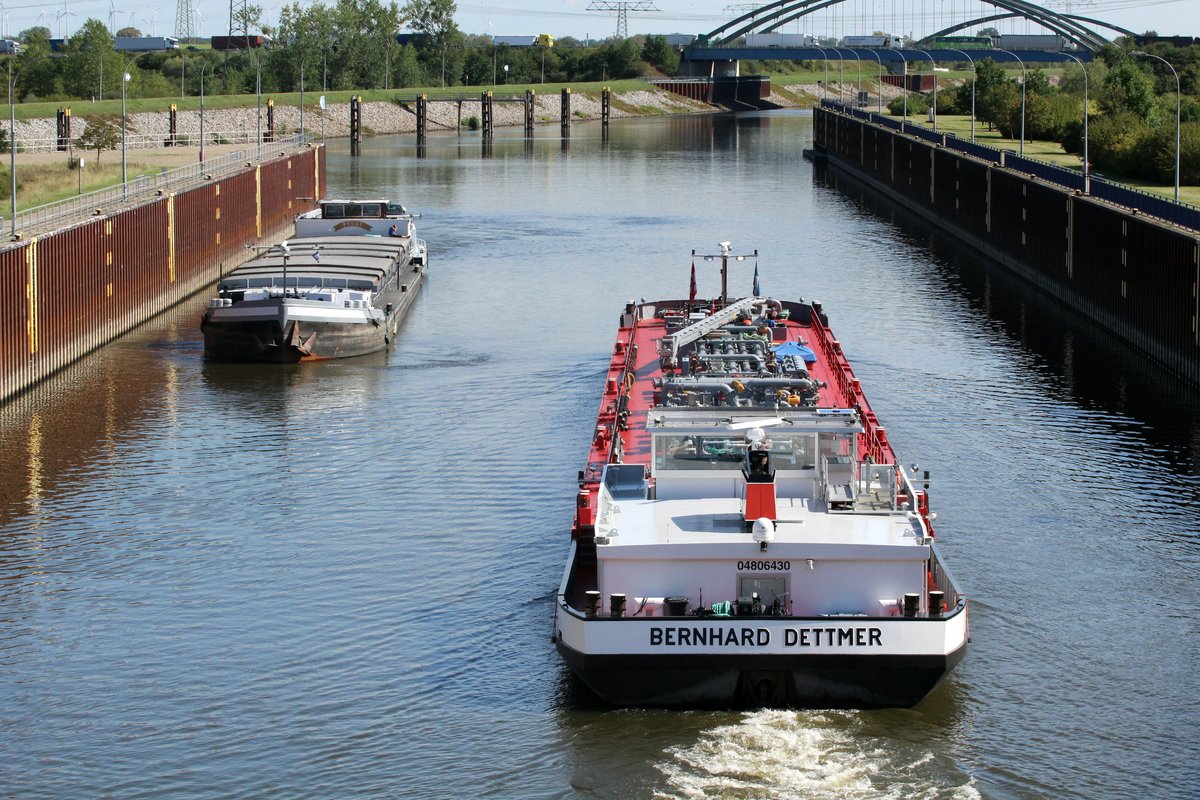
680 0 1118 76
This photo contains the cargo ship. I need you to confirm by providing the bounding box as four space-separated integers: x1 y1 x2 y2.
201 199 426 362
553 275 968 708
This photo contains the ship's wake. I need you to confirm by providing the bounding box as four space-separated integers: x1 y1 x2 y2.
653 709 980 800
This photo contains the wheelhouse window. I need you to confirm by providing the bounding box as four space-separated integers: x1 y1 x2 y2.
653 433 817 471
818 432 855 462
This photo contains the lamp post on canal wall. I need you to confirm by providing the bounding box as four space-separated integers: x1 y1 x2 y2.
1061 51 1089 191
915 49 939 131
942 47 976 141
1132 50 1181 202
997 49 1026 156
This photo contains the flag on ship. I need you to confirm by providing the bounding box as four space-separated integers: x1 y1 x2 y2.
689 262 697 303
752 262 761 296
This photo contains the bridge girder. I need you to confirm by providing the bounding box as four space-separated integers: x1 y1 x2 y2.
702 0 1110 51
917 11 1135 45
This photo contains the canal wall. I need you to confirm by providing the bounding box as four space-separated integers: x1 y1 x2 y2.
812 104 1200 385
0 145 326 402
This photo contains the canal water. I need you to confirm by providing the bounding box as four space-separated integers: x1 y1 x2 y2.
1 111 1197 799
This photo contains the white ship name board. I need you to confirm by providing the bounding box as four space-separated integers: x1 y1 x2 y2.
650 625 883 648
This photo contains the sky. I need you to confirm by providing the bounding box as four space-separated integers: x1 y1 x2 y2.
3 0 1198 46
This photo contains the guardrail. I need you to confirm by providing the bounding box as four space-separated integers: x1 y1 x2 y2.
821 100 1200 232
9 129 298 153
5 133 309 241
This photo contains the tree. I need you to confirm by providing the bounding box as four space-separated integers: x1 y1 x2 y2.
1025 67 1052 95
403 0 457 46
64 19 123 101
115 27 142 38
641 35 678 75
17 26 52 43
973 58 1015 130
75 116 121 163
11 30 59 100
393 43 422 87
1099 58 1157 122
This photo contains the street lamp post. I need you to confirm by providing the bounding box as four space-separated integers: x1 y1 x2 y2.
814 46 829 101
943 47 976 141
119 54 153 196
854 48 863 106
1061 51 1089 190
121 68 130 193
254 51 262 151
1132 50 1180 202
997 49 1026 156
835 48 845 104
299 54 305 140
199 62 207 164
865 48 883 113
916 49 938 130
895 50 908 126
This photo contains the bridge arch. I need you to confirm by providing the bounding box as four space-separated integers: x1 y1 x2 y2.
702 0 1111 51
916 12 1135 45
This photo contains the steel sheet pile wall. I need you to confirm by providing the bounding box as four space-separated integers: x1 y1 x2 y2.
0 247 30 395
813 108 1200 383
260 148 321 235
0 146 325 401
864 125 893 183
933 149 988 235
34 218 106 377
1072 199 1199 361
894 139 933 205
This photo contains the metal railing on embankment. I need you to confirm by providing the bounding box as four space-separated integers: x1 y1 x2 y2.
10 129 305 153
820 100 1200 233
5 134 309 243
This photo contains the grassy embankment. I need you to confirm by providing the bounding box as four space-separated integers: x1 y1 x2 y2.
903 112 1200 206
1 78 678 212
781 60 1198 205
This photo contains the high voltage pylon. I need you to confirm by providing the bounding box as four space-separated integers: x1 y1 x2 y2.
175 0 194 41
229 0 249 40
586 0 660 39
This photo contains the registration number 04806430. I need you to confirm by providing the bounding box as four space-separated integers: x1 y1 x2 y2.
736 560 790 571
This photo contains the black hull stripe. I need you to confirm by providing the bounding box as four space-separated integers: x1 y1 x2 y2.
555 638 968 709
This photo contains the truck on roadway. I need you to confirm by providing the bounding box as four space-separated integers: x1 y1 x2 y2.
114 36 180 51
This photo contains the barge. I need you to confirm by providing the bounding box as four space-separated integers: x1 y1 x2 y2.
201 199 427 362
554 288 968 708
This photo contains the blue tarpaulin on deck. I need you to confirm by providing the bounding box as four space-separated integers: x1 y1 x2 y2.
773 342 817 363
